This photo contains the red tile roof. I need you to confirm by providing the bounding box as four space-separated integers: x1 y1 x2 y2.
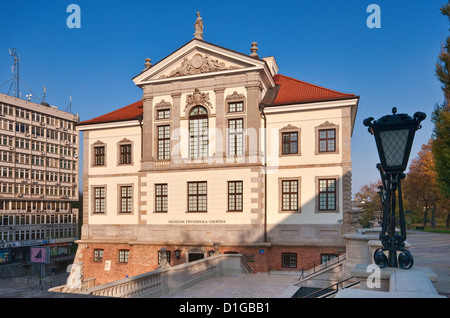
77 100 143 126
78 74 356 126
269 74 356 105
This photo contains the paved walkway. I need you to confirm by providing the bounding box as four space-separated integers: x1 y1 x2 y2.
0 230 448 298
0 272 74 298
160 273 300 298
160 230 450 298
405 230 450 296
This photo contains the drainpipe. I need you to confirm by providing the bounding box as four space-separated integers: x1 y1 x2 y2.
138 115 143 159
259 103 267 243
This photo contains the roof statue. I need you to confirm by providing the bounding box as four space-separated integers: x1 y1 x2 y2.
194 11 203 40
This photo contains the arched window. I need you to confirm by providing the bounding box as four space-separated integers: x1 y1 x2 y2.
189 106 208 158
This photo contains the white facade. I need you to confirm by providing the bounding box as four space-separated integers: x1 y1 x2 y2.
76 37 359 281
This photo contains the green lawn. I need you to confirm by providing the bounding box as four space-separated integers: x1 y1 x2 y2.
410 223 450 234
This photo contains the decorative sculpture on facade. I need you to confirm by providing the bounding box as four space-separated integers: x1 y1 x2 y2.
159 53 240 79
185 88 212 111
155 99 172 108
65 263 84 291
226 91 246 101
159 248 170 268
144 58 151 69
194 11 203 40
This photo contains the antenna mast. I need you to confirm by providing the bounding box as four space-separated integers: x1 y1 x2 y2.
64 96 72 113
9 48 19 98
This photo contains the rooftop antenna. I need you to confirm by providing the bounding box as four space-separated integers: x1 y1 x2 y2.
9 48 20 98
0 49 42 102
64 96 72 113
42 86 46 104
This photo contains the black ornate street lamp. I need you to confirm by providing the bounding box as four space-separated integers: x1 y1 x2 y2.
364 107 426 269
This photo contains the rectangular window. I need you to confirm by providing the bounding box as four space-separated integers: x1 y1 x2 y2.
94 187 105 213
319 178 336 211
94 146 105 166
157 109 170 119
188 181 207 212
228 118 243 156
118 250 129 263
120 144 132 164
229 102 243 112
282 132 298 154
158 125 170 160
282 180 298 211
155 184 168 212
93 249 104 262
281 253 297 268
228 181 243 211
319 129 336 152
321 253 337 264
120 186 132 213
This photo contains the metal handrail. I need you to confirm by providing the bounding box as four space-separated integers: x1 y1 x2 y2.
301 276 360 298
299 251 346 280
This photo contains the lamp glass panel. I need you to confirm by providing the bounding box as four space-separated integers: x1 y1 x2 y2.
379 129 409 167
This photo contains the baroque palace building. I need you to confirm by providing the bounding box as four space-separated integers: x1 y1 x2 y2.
76 15 359 285
0 92 80 277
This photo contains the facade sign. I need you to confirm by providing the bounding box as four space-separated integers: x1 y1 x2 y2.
168 220 226 224
31 247 49 264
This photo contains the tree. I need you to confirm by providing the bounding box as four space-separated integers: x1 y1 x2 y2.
354 181 383 228
433 1 450 200
403 140 440 228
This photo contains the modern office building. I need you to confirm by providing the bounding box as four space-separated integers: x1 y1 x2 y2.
0 92 80 278
76 15 359 285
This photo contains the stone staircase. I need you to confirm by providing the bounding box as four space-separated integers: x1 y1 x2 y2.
50 254 253 298
292 253 361 297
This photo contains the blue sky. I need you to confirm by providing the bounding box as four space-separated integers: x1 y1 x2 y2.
0 0 447 195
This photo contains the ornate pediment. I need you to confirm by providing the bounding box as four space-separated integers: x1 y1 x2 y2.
226 91 245 101
159 53 241 79
318 121 337 127
93 140 105 145
280 124 299 130
132 39 274 87
155 99 172 108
